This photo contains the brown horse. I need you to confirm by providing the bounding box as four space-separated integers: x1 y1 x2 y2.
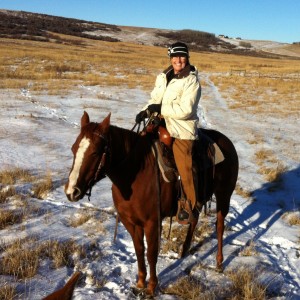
64 111 238 296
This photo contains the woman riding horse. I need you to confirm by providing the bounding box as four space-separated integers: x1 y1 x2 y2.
136 42 201 224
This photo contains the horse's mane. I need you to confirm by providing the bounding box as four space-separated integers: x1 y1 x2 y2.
83 122 154 178
105 125 154 199
108 125 153 162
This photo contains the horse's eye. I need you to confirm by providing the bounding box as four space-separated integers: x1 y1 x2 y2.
71 144 77 154
92 152 99 158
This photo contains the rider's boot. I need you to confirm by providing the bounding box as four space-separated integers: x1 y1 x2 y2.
176 165 199 224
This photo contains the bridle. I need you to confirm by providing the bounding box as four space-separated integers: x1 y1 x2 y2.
84 119 147 201
86 131 109 201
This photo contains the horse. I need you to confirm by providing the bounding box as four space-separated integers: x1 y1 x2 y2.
43 271 81 300
64 111 239 296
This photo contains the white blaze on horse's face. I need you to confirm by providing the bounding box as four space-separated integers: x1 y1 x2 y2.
66 137 90 195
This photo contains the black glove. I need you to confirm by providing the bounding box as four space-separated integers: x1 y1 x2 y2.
147 104 161 114
135 110 148 123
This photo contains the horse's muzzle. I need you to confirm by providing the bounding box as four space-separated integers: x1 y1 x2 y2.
65 185 82 202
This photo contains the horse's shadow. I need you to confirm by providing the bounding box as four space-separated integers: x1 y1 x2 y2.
158 165 300 291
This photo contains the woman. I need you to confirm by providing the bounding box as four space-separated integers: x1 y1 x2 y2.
135 42 201 223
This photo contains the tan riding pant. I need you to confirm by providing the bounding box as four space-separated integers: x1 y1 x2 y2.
172 139 197 209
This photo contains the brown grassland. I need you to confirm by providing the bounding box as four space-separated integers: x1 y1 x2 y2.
1 36 300 98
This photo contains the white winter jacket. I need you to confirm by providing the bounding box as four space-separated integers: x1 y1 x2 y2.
145 64 201 140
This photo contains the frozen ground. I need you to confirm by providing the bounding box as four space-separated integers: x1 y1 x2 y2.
0 73 299 299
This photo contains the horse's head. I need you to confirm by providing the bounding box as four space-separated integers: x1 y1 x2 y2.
65 111 111 202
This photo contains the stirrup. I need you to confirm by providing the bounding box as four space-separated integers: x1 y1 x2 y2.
176 198 196 225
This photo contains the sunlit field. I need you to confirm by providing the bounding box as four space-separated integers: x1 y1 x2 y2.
1 36 300 115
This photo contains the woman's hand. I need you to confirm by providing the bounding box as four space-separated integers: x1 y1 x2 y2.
147 104 161 114
135 110 148 123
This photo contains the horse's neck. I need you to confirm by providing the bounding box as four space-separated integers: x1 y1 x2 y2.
108 126 138 165
106 126 153 199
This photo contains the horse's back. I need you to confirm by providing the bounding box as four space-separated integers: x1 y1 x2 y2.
200 128 238 165
199 128 238 202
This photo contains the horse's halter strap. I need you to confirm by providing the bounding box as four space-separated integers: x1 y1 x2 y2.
86 131 109 201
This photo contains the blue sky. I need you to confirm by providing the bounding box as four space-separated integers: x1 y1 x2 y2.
0 0 299 43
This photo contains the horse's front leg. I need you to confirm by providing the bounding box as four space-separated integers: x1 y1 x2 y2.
133 226 147 288
123 222 147 289
144 221 160 296
181 212 199 257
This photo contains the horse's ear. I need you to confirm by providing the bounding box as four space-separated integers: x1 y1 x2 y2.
81 111 90 128
101 113 111 134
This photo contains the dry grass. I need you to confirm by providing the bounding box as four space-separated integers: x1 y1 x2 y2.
0 187 16 204
44 239 86 269
0 168 54 200
68 212 93 227
254 148 287 185
258 164 286 183
235 183 253 198
0 168 34 185
226 267 267 299
255 149 274 162
0 209 24 229
239 240 258 257
31 172 53 199
0 284 16 300
287 214 300 226
0 37 166 94
282 211 300 226
0 237 40 278
161 221 189 254
0 199 45 230
163 265 270 299
209 74 300 116
68 209 107 237
163 276 214 300
161 215 213 255
0 237 85 279
1 36 300 98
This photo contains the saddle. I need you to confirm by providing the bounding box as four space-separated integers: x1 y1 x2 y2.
152 127 224 183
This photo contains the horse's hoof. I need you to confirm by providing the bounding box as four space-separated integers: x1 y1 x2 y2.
130 286 145 297
216 263 224 273
130 286 154 299
142 290 154 299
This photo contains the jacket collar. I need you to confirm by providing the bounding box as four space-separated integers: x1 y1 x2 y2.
163 64 195 79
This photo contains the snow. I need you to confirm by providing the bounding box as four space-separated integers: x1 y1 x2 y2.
0 74 299 299
219 37 300 58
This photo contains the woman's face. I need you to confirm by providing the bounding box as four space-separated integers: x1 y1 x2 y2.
171 55 187 74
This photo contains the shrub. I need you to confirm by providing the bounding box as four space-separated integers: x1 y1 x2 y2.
239 41 252 48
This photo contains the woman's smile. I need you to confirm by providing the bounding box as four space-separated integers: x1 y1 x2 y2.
171 56 187 74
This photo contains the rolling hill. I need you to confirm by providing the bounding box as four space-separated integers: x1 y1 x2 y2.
1 9 299 59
